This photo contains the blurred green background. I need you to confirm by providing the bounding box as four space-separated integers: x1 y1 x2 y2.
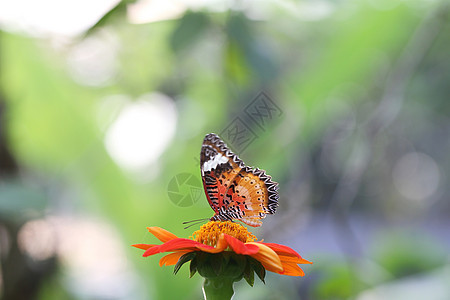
1 0 449 299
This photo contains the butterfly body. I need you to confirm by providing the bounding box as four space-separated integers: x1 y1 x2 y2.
200 133 279 227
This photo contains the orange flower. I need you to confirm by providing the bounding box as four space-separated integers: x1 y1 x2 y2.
132 221 311 280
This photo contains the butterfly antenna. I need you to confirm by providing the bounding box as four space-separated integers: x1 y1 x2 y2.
182 218 209 225
182 218 209 230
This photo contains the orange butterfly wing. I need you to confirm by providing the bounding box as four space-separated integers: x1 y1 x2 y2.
200 133 279 227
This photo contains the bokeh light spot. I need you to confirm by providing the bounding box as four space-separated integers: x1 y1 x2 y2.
67 31 119 87
392 152 440 202
0 0 120 37
18 219 56 261
104 93 177 172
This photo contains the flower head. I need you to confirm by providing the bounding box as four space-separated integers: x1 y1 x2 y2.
132 221 311 284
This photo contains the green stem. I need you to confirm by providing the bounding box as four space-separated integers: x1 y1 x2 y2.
202 277 234 300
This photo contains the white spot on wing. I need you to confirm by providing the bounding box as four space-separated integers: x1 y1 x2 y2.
203 153 229 172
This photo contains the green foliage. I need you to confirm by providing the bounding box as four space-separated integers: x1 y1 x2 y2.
1 1 449 299
170 11 211 53
180 251 266 289
174 252 197 275
311 261 368 300
225 13 277 83
373 233 447 278
0 181 47 222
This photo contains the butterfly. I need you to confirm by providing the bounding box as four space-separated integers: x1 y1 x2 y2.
200 133 279 227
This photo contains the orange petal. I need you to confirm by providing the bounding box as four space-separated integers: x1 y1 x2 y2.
196 234 228 253
147 227 178 243
247 242 283 273
262 243 301 258
132 244 157 250
143 245 162 257
159 251 192 267
158 238 201 252
143 238 199 257
224 234 259 255
279 262 305 276
279 254 313 265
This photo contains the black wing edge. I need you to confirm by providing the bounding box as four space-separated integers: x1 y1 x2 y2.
203 133 245 168
203 133 279 214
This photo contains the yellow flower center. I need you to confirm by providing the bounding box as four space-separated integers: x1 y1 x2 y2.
191 221 257 246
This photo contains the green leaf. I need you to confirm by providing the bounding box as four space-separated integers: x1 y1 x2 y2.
189 256 198 278
243 260 254 287
84 0 134 36
196 251 209 265
174 252 197 275
225 12 277 82
222 252 231 265
210 254 223 276
170 11 210 53
249 258 266 284
232 253 247 266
